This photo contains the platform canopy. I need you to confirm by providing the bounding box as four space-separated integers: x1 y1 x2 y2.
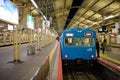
10 0 120 34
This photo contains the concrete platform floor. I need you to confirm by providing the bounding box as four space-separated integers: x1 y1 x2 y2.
0 42 59 80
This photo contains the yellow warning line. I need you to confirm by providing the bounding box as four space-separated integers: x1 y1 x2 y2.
100 54 120 65
49 43 58 61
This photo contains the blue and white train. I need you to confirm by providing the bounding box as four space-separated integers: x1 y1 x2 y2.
60 28 97 67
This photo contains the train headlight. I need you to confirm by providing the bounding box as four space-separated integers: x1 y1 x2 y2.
64 54 68 58
91 55 94 58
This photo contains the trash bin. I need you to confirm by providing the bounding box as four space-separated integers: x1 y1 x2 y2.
27 45 35 55
27 45 30 55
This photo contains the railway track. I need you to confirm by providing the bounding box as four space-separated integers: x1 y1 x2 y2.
63 68 97 80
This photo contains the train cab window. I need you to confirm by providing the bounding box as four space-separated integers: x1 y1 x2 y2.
83 38 94 46
65 38 73 46
64 38 94 46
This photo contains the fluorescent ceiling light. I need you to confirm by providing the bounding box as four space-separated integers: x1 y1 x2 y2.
43 15 47 20
104 15 114 20
31 0 38 8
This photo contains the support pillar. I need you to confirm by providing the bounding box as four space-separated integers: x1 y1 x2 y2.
10 31 13 44
42 33 45 47
9 27 23 63
37 33 41 50
3 32 6 45
30 30 34 45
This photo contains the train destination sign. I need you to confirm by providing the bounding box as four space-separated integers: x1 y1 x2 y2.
85 32 93 37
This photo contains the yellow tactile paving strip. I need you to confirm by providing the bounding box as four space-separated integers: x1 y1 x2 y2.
49 42 58 61
100 54 120 65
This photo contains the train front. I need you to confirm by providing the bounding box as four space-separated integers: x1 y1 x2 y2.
60 28 97 69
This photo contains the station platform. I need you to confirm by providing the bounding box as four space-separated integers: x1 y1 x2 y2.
0 41 119 80
0 41 61 80
109 43 120 48
99 44 120 66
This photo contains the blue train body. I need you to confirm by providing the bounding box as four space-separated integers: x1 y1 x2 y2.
60 28 96 66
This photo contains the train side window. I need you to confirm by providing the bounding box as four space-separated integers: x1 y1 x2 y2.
83 38 94 46
64 38 94 46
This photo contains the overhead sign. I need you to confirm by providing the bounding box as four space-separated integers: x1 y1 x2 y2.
42 20 50 27
115 22 120 29
112 28 118 34
27 14 34 29
8 24 13 30
0 0 19 24
117 35 120 43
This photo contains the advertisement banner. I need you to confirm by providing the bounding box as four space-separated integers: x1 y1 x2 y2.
27 14 34 29
0 0 19 24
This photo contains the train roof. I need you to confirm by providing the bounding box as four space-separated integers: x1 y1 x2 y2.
62 28 96 33
60 28 96 38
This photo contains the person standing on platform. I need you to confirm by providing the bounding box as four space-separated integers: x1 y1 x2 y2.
101 38 107 54
96 39 100 58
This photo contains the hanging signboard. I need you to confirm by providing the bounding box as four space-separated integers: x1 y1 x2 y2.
112 28 118 34
27 14 34 29
8 24 13 30
115 22 120 29
0 0 19 24
116 35 120 43
42 20 50 27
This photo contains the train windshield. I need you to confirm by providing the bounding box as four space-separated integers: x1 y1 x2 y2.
64 38 94 46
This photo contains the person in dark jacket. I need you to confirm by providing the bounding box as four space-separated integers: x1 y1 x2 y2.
96 39 100 58
101 38 107 53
